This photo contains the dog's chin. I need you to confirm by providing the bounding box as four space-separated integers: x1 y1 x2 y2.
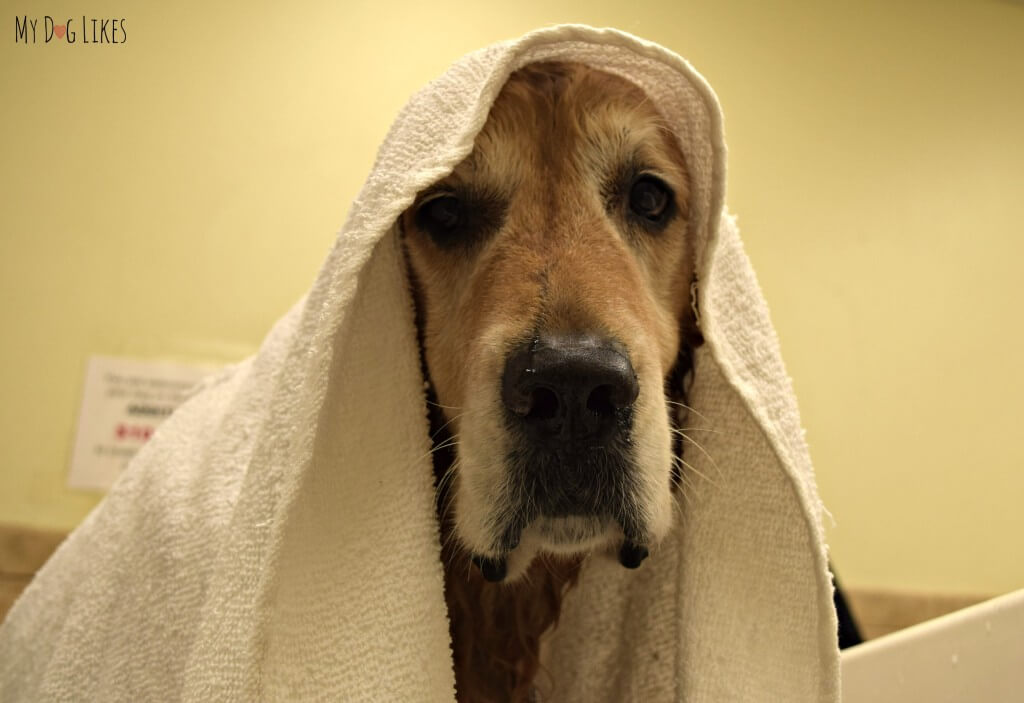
534 514 612 547
499 516 622 581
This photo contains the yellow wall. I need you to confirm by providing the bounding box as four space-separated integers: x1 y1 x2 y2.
2 0 1022 595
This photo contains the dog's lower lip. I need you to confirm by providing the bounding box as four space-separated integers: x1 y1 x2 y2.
471 554 507 582
536 514 607 545
618 540 649 569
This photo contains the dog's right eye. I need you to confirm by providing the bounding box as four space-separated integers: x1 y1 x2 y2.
416 195 461 235
413 188 505 251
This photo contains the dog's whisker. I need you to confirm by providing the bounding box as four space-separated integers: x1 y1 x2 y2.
428 407 492 440
440 532 461 567
669 427 718 438
426 397 465 410
435 466 459 504
429 440 461 457
669 425 715 445
671 454 718 489
664 399 711 423
671 486 690 515
399 430 463 479
435 476 454 502
671 430 723 479
439 460 462 499
430 412 465 441
426 434 462 457
673 469 698 507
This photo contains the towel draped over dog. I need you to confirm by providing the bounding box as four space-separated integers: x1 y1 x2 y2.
0 25 839 702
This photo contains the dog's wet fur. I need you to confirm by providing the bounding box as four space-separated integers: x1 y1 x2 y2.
401 61 702 702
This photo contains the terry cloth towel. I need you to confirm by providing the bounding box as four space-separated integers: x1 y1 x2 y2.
0 25 839 702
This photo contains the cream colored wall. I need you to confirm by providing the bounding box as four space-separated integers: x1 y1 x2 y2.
2 0 1021 595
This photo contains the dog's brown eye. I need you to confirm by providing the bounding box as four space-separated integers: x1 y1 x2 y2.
419 195 461 231
413 188 506 251
629 176 671 223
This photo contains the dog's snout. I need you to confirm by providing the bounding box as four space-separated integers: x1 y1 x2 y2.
501 334 638 443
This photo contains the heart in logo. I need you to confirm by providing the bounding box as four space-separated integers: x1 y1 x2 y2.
55 25 66 39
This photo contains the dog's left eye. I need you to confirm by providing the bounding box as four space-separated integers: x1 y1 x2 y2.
418 195 461 232
628 176 672 223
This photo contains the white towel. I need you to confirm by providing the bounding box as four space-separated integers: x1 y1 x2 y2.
0 25 839 702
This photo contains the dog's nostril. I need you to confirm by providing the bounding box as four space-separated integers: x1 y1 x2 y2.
501 334 637 444
527 387 559 421
586 384 616 417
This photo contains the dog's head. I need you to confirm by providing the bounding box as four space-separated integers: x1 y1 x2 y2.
402 62 700 581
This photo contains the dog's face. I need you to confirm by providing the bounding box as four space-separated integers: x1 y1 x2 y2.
402 62 697 581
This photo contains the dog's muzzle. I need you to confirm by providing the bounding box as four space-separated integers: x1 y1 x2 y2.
468 333 647 582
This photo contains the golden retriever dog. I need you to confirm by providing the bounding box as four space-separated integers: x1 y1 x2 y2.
401 61 703 702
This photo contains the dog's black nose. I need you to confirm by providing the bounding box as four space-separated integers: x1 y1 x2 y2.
501 334 639 444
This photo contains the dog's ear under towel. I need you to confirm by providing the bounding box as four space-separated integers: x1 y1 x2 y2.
0 25 839 702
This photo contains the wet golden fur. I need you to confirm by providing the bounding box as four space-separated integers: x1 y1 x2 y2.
401 62 699 702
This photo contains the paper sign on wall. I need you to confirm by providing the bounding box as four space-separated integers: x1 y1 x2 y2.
68 355 218 492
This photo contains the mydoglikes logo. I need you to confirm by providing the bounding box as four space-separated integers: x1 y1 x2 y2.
14 15 127 44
